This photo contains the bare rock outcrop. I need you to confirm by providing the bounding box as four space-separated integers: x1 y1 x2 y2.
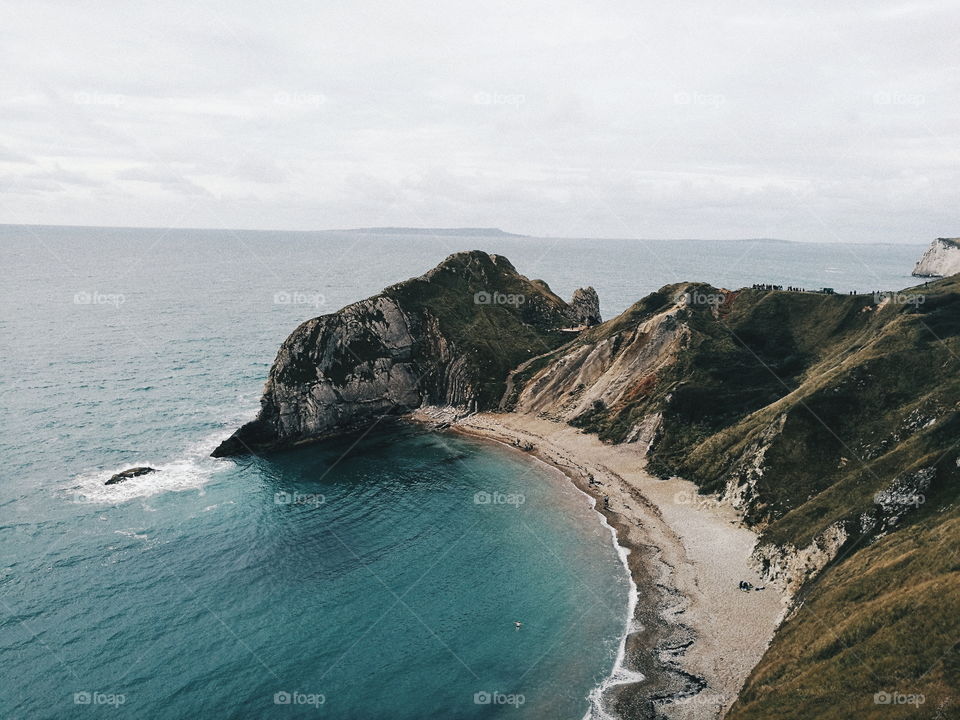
569 286 602 326
105 466 156 485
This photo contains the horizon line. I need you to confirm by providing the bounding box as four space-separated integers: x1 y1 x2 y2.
0 221 935 246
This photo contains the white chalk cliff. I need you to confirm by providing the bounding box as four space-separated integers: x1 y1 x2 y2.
912 237 960 277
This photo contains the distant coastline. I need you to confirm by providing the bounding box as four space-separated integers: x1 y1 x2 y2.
0 223 932 247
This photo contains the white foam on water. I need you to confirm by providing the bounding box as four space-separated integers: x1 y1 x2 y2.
64 427 238 505
203 500 235 512
114 529 148 540
468 435 645 720
580 490 646 720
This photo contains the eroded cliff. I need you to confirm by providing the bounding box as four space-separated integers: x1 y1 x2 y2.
212 251 591 456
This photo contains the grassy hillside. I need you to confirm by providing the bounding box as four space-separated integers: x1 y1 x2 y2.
524 274 960 718
729 504 959 719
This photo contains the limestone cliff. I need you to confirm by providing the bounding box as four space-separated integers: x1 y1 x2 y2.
213 251 593 456
912 236 960 277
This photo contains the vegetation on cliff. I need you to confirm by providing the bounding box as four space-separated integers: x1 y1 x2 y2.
512 275 960 718
382 251 576 408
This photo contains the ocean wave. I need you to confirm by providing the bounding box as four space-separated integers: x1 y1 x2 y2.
63 428 236 505
582 490 645 720
465 435 645 719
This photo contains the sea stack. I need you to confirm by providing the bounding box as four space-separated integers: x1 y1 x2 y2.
569 286 602 326
912 237 960 277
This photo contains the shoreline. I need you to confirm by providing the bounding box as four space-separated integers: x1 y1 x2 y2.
423 410 786 720
456 425 645 719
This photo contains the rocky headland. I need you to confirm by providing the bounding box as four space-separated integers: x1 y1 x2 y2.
212 251 598 457
215 251 959 719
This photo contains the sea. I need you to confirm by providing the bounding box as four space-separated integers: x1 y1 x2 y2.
0 225 923 719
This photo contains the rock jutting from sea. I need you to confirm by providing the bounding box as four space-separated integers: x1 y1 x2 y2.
212 251 599 457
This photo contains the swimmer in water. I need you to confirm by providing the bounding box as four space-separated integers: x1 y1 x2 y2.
514 621 523 629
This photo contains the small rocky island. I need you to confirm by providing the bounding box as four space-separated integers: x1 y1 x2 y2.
105 466 156 485
912 236 960 277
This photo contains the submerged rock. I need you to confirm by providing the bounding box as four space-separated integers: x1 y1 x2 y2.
105 466 156 485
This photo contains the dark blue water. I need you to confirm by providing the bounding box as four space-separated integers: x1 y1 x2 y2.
0 226 922 718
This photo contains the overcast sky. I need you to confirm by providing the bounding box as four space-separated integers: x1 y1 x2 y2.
1 0 957 241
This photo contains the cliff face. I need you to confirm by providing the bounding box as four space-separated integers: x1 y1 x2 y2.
213 251 590 456
912 237 960 277
511 278 959 544
506 275 960 720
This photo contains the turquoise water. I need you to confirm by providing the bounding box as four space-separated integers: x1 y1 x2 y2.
0 226 923 718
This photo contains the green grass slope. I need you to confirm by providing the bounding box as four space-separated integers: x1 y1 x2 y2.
729 504 959 719
534 275 959 717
